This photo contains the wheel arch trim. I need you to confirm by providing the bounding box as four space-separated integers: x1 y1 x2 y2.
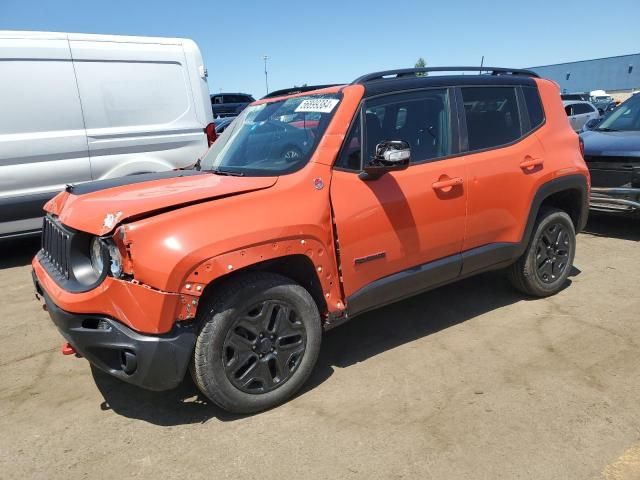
178 237 345 316
520 173 589 255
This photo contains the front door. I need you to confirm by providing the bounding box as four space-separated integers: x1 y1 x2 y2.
330 89 467 314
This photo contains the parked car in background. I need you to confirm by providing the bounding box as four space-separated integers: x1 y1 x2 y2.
563 100 600 131
561 92 590 101
0 30 214 239
262 84 341 99
214 116 236 134
581 92 640 215
211 93 255 118
33 66 589 414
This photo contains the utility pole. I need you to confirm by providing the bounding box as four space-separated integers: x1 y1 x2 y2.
479 55 484 75
263 55 270 95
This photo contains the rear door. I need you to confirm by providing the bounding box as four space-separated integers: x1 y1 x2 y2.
460 84 547 273
565 104 579 130
69 35 208 180
0 34 90 236
330 88 467 312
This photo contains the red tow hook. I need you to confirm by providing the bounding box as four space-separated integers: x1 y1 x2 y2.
61 342 76 356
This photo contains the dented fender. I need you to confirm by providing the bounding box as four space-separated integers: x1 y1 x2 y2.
178 237 346 315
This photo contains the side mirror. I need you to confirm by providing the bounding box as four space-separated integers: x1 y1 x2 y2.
583 118 601 131
359 140 411 180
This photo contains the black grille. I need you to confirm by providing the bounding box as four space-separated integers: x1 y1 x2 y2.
41 216 71 279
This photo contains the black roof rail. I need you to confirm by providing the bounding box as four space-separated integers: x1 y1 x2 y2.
352 67 539 84
261 84 341 99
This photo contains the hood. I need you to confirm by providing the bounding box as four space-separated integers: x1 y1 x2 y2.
45 171 278 236
581 130 640 157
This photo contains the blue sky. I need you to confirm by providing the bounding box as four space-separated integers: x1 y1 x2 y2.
2 0 639 97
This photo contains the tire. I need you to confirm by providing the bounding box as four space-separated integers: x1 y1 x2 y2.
508 208 576 297
191 272 322 414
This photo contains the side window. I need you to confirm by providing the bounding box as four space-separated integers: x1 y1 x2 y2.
573 103 590 115
364 89 451 164
461 87 521 151
522 86 544 129
565 105 573 116
335 112 362 171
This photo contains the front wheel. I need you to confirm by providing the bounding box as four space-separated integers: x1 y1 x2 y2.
191 272 322 414
508 208 576 297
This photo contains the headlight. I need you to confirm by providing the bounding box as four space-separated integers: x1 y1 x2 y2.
90 237 123 278
90 237 106 277
106 241 123 277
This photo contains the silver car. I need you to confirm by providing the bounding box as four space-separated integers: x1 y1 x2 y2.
563 100 600 132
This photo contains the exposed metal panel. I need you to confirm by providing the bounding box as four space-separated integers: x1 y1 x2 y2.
529 54 640 93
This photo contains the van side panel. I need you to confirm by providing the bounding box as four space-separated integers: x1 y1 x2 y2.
69 39 209 179
0 37 91 236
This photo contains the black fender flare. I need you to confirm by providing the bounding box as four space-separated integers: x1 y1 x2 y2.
518 173 589 256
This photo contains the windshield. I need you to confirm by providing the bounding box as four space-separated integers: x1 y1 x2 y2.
597 95 640 131
200 93 342 176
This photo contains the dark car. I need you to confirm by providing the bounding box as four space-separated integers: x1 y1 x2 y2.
581 93 640 215
211 93 255 118
591 96 617 116
213 116 235 134
561 92 590 101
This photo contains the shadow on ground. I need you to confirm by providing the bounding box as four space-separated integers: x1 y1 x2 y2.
92 271 538 426
583 212 640 242
0 236 40 269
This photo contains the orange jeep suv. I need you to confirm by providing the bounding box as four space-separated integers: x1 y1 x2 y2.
32 67 590 413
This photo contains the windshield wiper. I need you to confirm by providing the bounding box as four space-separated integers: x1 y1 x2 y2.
211 168 244 177
596 127 620 132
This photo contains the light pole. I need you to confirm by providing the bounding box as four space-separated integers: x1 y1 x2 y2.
263 55 270 95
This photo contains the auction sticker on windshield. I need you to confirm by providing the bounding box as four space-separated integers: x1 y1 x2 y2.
295 98 339 113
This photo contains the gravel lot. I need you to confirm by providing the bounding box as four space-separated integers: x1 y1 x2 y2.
1 214 639 480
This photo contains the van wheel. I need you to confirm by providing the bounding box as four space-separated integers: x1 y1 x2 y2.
191 272 322 414
508 208 576 297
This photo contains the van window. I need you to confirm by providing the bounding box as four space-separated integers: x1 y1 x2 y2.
364 89 451 164
73 61 191 129
461 87 521 151
0 60 84 135
522 86 544 129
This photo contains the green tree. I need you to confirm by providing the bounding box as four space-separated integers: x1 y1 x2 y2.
415 57 427 76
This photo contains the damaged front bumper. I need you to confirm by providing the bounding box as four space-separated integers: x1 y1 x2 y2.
33 271 196 391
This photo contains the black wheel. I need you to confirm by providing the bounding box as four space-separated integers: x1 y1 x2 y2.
191 272 321 414
508 208 576 297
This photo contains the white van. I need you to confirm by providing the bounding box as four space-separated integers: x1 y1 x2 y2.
0 31 214 238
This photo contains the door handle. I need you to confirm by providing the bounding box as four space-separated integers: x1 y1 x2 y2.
432 177 464 190
520 158 544 170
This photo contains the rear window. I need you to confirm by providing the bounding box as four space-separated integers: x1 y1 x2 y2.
461 87 521 151
522 86 545 129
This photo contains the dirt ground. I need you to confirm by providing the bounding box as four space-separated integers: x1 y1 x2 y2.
1 214 639 480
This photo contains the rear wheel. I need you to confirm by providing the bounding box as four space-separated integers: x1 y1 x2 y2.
508 208 576 297
191 272 321 414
